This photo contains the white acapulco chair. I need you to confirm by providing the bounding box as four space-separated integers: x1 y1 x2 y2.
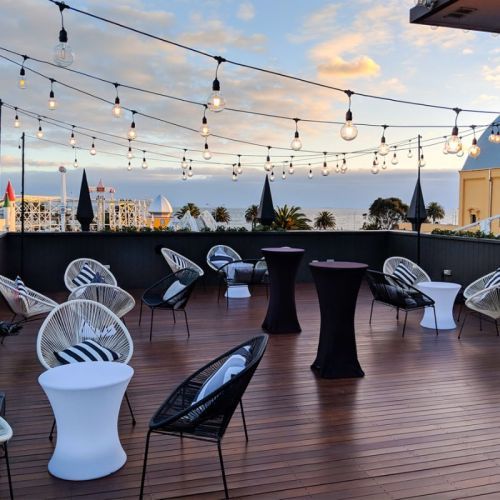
37 299 136 437
64 258 118 292
0 274 57 322
383 256 431 285
463 270 498 300
161 248 204 277
0 416 13 499
459 285 500 339
68 283 135 319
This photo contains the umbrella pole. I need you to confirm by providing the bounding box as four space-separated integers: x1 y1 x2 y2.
21 132 25 276
417 134 421 266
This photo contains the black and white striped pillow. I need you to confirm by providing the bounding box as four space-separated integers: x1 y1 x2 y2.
72 263 97 287
485 268 500 288
392 262 417 287
54 339 119 364
15 276 29 298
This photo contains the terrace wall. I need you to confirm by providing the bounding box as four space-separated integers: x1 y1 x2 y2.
3 231 498 292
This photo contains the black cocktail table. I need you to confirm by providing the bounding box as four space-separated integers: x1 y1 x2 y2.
310 261 367 378
261 247 304 334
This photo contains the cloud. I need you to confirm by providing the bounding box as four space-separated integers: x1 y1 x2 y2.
462 48 474 55
317 55 380 79
380 78 407 94
288 4 340 43
482 65 500 87
476 94 499 102
237 2 255 21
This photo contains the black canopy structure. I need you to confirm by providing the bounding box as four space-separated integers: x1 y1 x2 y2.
76 169 94 231
257 175 274 226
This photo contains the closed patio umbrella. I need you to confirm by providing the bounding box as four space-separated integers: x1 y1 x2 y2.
76 169 94 231
257 175 274 226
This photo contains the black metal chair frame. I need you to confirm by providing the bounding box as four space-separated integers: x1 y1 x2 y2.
458 310 499 339
217 259 269 308
139 269 199 341
367 270 439 337
0 394 13 499
139 334 268 499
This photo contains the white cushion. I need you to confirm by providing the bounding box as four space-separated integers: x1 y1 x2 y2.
485 268 500 288
163 280 186 302
226 262 253 280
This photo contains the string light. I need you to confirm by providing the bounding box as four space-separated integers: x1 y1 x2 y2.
488 125 497 143
419 150 426 167
127 139 133 159
270 168 275 182
308 165 313 179
378 126 390 156
14 108 20 128
112 83 122 118
127 161 132 171
128 111 137 140
53 2 74 67
236 154 242 175
288 156 294 175
199 106 210 136
407 140 413 158
73 147 78 168
322 152 329 176
391 148 398 165
188 162 193 177
341 155 347 173
207 56 226 112
69 126 76 146
373 152 379 166
371 156 379 174
468 126 481 158
282 168 286 180
381 159 387 170
340 90 358 141
90 138 96 155
48 79 57 110
456 137 464 157
232 164 237 182
142 150 148 169
445 108 462 154
495 129 500 144
181 149 188 169
203 139 212 160
18 56 27 89
182 170 187 180
36 118 44 139
264 146 272 172
290 118 302 151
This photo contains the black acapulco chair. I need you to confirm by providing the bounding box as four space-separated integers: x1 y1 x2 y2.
366 269 439 337
139 334 269 499
139 268 199 341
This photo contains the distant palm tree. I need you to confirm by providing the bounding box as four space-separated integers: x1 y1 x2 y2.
245 204 259 229
274 205 311 230
175 202 200 218
314 210 336 230
212 206 231 224
426 201 445 223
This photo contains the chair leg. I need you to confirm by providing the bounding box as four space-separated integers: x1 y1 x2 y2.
456 302 462 322
402 311 408 337
124 391 136 425
217 281 222 303
240 399 248 442
432 306 439 336
4 442 13 500
458 311 468 339
139 301 143 325
217 440 229 499
139 430 152 500
172 309 176 324
369 300 375 324
396 307 399 320
479 315 483 331
149 309 154 342
49 418 56 441
496 320 499 337
182 309 190 338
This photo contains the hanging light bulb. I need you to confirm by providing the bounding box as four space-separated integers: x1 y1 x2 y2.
181 149 188 169
53 2 74 67
290 118 302 151
112 84 122 118
378 126 390 156
391 150 398 165
13 108 20 128
419 152 426 167
48 79 57 110
371 160 379 174
203 140 212 160
282 169 286 180
469 137 481 159
36 118 43 139
264 146 272 172
236 155 243 175
207 56 226 112
127 161 132 171
69 127 76 146
73 157 78 168
373 152 379 166
128 112 137 140
381 159 387 170
200 109 210 137
142 151 148 169
232 169 238 182
90 138 97 156
289 156 294 175
495 129 500 144
322 152 329 176
182 170 187 181
270 169 275 182
127 140 133 159
341 155 347 173
334 155 339 173
340 90 358 141
18 61 27 89
188 163 193 177
308 166 313 179
445 108 462 154
456 140 464 157
488 125 497 143
407 141 413 158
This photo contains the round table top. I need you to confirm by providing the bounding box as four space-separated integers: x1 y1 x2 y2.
310 261 368 270
417 281 461 291
262 247 305 253
39 362 134 391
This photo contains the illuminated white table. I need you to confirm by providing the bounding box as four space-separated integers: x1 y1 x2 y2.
39 362 133 480
417 281 461 330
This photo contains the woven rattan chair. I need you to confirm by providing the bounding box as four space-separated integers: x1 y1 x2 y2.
64 258 117 292
37 299 135 438
383 256 431 285
68 283 135 319
206 245 241 272
139 334 269 499
0 275 57 324
459 285 500 339
0 416 13 499
161 248 204 277
139 269 199 341
464 271 497 299
366 270 438 337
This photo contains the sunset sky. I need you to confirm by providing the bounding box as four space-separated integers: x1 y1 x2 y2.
0 0 499 210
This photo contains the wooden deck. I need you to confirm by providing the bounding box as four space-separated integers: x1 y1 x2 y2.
1 283 500 499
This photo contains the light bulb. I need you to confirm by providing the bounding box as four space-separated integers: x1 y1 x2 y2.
73 158 78 168
128 119 137 140
264 154 272 172
203 142 212 160
381 160 387 170
495 131 500 144
36 124 44 139
378 132 390 156
446 126 462 154
48 90 57 110
270 170 275 182
182 171 187 180
391 152 398 165
181 157 188 169
419 154 426 167
237 161 242 175
14 114 20 128
373 155 379 166
127 161 132 171
335 163 339 173
488 128 496 143
142 154 148 169
340 120 358 141
207 76 225 112
468 137 481 158
69 131 76 146
54 42 74 67
127 147 133 159
188 166 193 177
18 66 26 89
200 116 210 137
322 167 329 176
289 162 294 175
341 158 347 173
308 169 313 179
407 149 413 158
90 141 96 156
290 131 302 151
371 162 379 174
282 170 286 180
112 96 122 118
232 172 237 182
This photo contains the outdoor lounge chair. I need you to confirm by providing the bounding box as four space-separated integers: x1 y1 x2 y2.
366 270 438 336
161 247 204 277
0 416 13 499
139 334 268 499
64 258 117 292
383 256 431 285
458 285 500 339
206 245 241 272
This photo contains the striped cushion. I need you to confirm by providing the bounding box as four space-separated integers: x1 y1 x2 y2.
15 276 28 298
485 268 500 288
392 262 417 287
72 263 96 287
54 339 119 364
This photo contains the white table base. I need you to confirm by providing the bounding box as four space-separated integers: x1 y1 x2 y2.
225 285 251 298
418 282 461 330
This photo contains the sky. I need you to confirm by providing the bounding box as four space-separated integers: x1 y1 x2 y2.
0 0 499 211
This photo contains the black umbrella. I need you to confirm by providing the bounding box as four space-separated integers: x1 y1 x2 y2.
257 174 274 226
407 178 427 232
76 169 94 231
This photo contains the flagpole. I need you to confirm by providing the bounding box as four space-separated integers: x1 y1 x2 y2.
21 132 25 276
